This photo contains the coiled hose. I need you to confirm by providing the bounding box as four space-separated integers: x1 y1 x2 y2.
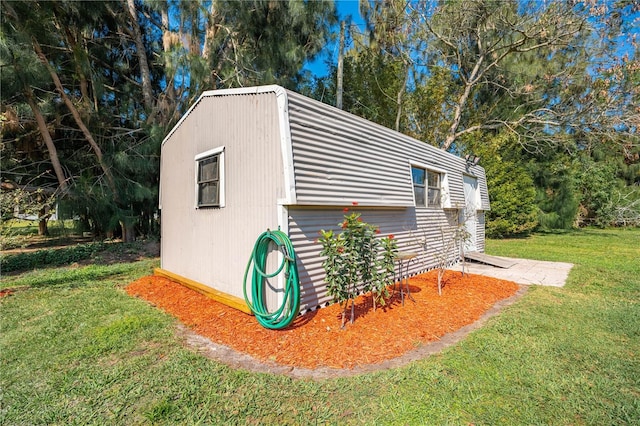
243 229 300 329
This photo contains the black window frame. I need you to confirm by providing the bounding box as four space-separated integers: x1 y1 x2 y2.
197 153 221 208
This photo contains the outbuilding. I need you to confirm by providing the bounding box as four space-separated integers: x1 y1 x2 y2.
158 85 490 315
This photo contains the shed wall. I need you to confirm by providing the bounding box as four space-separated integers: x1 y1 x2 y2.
160 92 285 300
288 206 462 312
476 212 486 252
286 91 489 209
160 86 491 316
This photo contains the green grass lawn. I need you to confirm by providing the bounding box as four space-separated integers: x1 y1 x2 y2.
1 228 639 425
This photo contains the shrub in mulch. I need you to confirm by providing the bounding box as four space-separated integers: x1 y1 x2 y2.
126 270 519 370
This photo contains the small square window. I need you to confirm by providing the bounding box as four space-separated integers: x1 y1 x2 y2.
412 166 442 208
197 153 222 207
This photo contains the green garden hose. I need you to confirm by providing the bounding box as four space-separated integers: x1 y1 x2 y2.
243 229 300 329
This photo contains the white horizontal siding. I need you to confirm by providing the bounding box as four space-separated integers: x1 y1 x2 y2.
288 206 464 313
286 90 490 209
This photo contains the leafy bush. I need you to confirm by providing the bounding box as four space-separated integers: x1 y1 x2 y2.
317 209 397 328
535 162 580 231
470 134 539 238
486 161 539 237
1 242 106 273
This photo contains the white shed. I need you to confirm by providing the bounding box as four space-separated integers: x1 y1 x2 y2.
158 85 490 315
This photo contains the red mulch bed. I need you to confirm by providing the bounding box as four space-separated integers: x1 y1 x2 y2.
126 270 519 370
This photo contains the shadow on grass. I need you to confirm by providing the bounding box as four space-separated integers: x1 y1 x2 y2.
490 227 624 240
3 260 157 290
2 240 159 274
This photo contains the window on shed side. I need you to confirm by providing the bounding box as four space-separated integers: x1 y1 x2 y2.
412 166 442 208
197 154 220 207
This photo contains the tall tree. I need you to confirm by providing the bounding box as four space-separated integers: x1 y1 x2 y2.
323 0 638 232
411 0 593 151
360 0 422 132
2 0 337 240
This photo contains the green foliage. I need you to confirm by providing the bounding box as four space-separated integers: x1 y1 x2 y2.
575 156 619 226
0 187 55 222
403 66 455 144
317 210 397 327
212 0 336 89
319 1 638 234
1 0 335 241
1 239 157 273
306 47 406 130
1 242 106 273
573 144 640 227
529 146 584 231
469 134 539 237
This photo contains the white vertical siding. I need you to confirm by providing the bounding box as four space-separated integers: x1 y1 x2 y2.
161 92 285 302
476 212 486 252
474 168 491 211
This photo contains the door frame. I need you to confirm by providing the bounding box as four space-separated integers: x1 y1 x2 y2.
462 174 479 253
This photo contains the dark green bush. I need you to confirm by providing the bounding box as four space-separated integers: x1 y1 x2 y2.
470 134 539 238
1 242 106 273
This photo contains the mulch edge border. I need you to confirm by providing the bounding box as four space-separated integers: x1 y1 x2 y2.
176 285 529 380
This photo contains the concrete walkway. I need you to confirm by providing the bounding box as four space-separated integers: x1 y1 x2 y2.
449 256 574 287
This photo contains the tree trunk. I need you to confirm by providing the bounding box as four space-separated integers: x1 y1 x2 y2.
159 8 177 124
126 0 154 112
36 191 50 236
31 37 133 239
120 220 136 242
441 55 485 151
202 2 219 61
336 20 345 110
23 89 68 191
395 61 410 132
63 26 92 112
442 82 474 151
38 209 49 236
32 38 117 195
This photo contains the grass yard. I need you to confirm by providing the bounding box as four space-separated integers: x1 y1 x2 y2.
1 228 639 424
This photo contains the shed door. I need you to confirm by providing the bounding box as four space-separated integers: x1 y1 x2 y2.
463 175 478 252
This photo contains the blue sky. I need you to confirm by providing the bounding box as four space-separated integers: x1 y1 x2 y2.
304 0 640 79
304 0 639 84
304 1 366 78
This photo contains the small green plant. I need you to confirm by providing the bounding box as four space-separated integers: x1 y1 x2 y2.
433 222 470 295
317 209 397 328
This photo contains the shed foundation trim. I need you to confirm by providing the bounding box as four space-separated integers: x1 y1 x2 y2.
154 268 252 315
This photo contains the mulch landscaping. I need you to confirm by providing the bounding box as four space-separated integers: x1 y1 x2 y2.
126 270 519 370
